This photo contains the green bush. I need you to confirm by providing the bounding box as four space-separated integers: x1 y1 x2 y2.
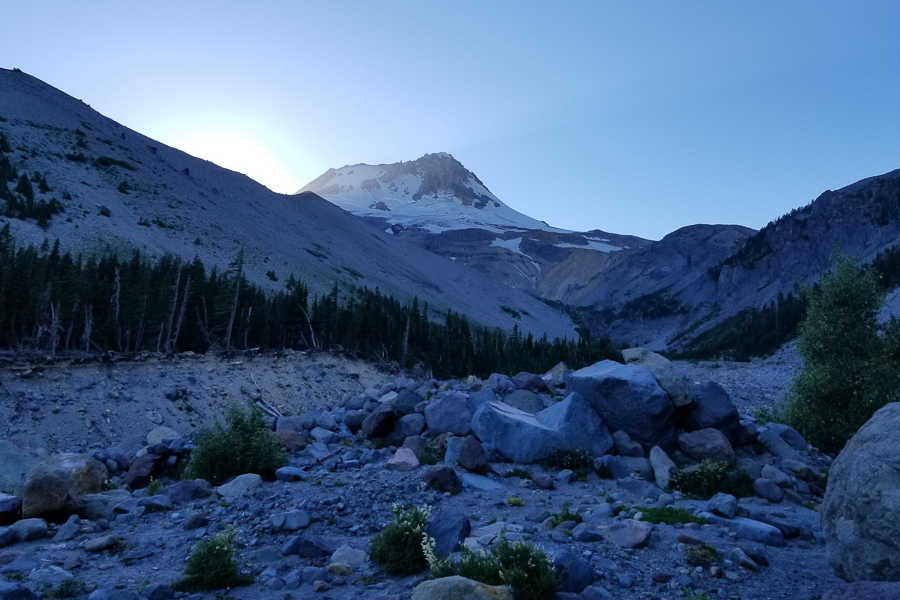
14 174 33 201
185 405 286 485
370 504 431 575
784 258 900 453
173 529 253 591
684 544 719 567
637 506 705 525
669 460 753 499
424 535 558 600
547 502 583 527
543 448 594 481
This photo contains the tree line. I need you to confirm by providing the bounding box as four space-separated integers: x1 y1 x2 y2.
0 225 619 378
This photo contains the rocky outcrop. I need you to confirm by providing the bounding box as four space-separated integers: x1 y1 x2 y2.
471 393 612 463
411 576 512 600
566 361 674 445
823 402 900 582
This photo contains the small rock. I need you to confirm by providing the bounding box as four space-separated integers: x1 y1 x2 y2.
84 535 119 552
411 576 513 600
146 427 180 446
216 473 262 498
270 510 311 531
275 466 306 482
604 519 652 548
11 518 47 542
423 466 462 494
707 493 738 519
0 582 38 600
753 478 784 503
387 447 420 471
0 494 22 526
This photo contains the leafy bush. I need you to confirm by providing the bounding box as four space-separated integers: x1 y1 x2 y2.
507 496 526 507
547 502 583 527
424 535 559 600
117 181 131 194
784 258 900 453
370 504 431 575
543 449 594 481
98 205 111 217
684 544 719 567
503 468 533 480
637 506 705 525
173 529 253 591
14 174 33 201
185 404 286 485
669 460 753 499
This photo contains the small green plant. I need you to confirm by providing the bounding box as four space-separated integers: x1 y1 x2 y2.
637 506 706 525
98 205 111 217
684 544 720 567
424 535 559 600
173 529 253 591
370 504 431 575
543 448 594 481
682 590 713 600
547 502 583 527
147 478 164 495
750 406 782 425
507 496 526 507
419 441 443 465
117 181 131 194
185 404 286 485
669 460 754 499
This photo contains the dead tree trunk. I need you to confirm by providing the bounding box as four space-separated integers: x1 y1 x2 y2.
242 306 252 349
171 273 191 352
164 267 182 353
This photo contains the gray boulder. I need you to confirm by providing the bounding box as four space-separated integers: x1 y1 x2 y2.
681 381 739 434
361 404 398 439
612 431 644 457
0 441 40 496
426 507 470 556
648 446 676 489
552 548 594 592
0 493 21 526
501 389 545 413
395 413 426 438
472 393 612 464
707 492 738 518
0 582 38 600
823 581 900 600
595 456 652 480
425 392 472 435
823 402 900 581
753 478 784 503
566 361 674 445
512 372 549 393
621 347 692 407
678 428 735 464
22 453 108 518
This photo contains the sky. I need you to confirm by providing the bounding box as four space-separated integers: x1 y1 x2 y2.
3 1 900 240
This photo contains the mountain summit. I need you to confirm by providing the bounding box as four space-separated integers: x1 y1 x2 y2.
300 152 557 233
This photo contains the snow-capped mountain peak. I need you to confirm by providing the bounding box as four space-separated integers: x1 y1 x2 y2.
299 153 560 233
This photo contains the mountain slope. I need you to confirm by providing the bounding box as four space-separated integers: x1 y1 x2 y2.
300 152 558 233
301 153 652 292
0 68 576 340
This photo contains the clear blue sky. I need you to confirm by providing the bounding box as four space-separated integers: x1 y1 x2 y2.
3 1 900 239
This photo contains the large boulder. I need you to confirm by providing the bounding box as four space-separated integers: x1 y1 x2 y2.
472 393 612 464
621 347 692 407
678 428 736 464
361 404 398 439
501 390 545 413
412 576 512 600
680 381 739 434
425 392 472 435
22 453 108 518
426 507 470 556
823 403 900 582
566 361 674 445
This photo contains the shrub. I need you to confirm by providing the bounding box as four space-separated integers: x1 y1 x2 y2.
172 529 253 591
370 504 431 575
669 460 753 499
43 580 87 599
117 181 131 194
684 544 719 567
94 156 136 171
507 496 526 507
784 258 900 453
547 502 582 527
503 468 533 480
637 506 705 525
543 448 594 481
98 205 111 217
185 404 286 485
423 535 559 600
266 270 278 281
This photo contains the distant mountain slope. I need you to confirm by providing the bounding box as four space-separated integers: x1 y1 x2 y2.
0 68 576 340
577 170 900 349
301 153 652 291
300 152 558 233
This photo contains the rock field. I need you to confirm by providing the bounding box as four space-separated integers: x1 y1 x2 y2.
0 347 887 600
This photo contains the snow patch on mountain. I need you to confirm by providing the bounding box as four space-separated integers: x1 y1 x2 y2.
301 153 566 233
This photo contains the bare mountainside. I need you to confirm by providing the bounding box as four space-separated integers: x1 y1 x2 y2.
0 69 576 340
